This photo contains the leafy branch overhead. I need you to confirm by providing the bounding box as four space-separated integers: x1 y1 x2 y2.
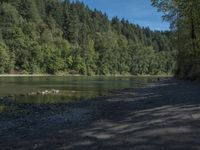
152 0 200 79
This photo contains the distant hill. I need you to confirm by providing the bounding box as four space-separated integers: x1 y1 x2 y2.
0 0 176 75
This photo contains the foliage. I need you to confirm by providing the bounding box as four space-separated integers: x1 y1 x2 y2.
0 0 176 75
0 41 11 73
152 0 200 79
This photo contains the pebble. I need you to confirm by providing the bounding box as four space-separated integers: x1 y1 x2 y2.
26 89 60 96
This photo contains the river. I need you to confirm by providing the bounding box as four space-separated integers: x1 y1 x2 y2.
0 76 160 104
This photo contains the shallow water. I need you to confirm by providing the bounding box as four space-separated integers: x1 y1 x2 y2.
0 76 159 104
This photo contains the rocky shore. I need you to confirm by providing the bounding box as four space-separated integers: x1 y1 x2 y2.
0 79 200 150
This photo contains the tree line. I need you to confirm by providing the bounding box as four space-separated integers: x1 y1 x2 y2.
0 0 176 75
152 0 200 79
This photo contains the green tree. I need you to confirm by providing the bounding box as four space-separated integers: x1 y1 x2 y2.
152 0 200 79
0 0 176 75
0 41 10 73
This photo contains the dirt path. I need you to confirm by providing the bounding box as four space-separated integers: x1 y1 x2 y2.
0 79 200 150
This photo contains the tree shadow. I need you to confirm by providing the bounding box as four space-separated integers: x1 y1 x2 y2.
0 79 200 150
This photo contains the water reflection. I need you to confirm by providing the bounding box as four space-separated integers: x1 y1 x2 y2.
0 76 158 104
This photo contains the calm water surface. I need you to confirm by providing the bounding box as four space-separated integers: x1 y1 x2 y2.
0 76 159 104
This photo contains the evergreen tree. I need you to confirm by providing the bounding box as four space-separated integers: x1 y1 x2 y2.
0 0 177 75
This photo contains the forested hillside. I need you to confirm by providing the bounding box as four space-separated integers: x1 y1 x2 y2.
152 0 200 80
0 0 176 75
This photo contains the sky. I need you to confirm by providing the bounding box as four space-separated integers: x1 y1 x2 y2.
73 0 170 31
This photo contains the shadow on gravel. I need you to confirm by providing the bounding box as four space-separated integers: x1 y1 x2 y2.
0 79 200 150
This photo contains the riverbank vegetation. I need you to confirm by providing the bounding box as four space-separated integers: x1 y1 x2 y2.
0 0 176 75
152 0 200 80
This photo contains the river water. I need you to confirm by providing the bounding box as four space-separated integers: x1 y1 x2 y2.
0 76 159 104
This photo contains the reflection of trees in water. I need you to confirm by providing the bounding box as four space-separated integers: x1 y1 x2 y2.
0 76 160 104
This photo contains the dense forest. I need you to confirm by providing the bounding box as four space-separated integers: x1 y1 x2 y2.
0 0 176 75
152 0 200 80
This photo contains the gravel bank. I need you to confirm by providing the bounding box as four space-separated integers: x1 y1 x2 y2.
0 78 200 150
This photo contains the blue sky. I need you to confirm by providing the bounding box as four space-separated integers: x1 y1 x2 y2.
73 0 170 31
